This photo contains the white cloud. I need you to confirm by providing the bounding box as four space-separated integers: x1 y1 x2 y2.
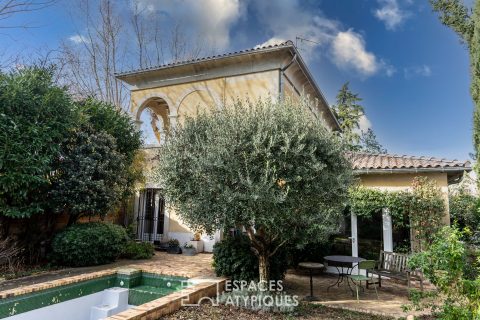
252 1 393 77
404 65 432 79
331 30 379 76
374 0 409 30
69 35 88 44
358 114 372 132
134 0 245 50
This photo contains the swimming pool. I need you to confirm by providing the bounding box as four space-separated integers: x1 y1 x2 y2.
0 270 189 319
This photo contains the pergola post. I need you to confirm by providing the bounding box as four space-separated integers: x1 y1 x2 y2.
351 212 358 257
382 208 393 252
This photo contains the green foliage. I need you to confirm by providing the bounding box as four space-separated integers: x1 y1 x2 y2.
168 239 179 247
449 186 480 230
157 97 352 281
213 235 288 282
49 126 126 222
78 99 142 163
349 186 409 227
359 129 387 154
332 82 364 148
0 67 142 223
349 177 445 250
430 1 480 190
332 83 385 153
409 177 446 249
51 222 128 267
122 241 154 260
77 99 144 199
0 67 74 218
408 226 480 319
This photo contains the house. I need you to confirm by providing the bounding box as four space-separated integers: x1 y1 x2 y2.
116 41 471 254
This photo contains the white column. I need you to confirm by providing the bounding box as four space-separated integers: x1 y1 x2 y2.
168 115 178 129
351 212 358 257
153 192 160 242
382 207 393 252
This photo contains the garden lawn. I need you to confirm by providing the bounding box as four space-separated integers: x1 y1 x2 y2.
160 303 394 320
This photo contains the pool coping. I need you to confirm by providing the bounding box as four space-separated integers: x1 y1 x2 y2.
0 267 226 320
106 278 226 320
0 269 118 299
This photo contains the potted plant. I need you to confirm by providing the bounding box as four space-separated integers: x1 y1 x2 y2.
188 232 204 253
182 242 197 256
166 239 181 254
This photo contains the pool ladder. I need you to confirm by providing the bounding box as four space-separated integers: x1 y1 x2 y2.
90 287 129 320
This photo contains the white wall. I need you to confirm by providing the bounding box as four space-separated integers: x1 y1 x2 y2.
9 292 104 320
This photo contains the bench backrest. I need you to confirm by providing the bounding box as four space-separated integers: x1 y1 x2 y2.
378 250 409 273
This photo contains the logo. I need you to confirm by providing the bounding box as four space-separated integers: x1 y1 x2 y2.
180 280 299 311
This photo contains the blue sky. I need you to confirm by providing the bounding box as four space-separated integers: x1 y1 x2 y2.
1 0 474 160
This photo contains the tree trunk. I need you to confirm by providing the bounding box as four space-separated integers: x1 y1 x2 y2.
258 253 270 286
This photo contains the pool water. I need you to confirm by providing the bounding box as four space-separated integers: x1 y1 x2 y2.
0 271 189 319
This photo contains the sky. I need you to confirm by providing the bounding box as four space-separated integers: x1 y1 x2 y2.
0 0 474 161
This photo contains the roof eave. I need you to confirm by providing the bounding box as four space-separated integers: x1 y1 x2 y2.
115 42 294 79
287 45 341 131
354 167 471 175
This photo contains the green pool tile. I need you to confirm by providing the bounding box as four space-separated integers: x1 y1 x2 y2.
0 274 117 319
128 285 177 306
116 273 142 288
139 273 188 291
0 272 191 318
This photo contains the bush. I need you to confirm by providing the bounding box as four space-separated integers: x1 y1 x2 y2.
51 222 128 267
407 226 480 319
213 234 288 282
122 241 155 260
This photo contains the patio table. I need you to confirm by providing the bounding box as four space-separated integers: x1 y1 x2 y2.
298 262 324 301
324 255 365 292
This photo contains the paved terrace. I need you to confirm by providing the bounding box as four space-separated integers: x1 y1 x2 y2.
0 252 427 318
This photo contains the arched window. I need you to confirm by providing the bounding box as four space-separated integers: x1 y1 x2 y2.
137 98 170 146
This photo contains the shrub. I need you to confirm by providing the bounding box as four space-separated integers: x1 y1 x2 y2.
213 234 288 282
122 241 154 260
51 222 128 267
407 226 480 319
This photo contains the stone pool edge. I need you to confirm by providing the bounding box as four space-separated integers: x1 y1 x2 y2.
0 269 118 299
106 278 227 320
0 267 226 320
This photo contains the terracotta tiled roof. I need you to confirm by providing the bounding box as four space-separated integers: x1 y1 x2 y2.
116 41 294 77
349 152 471 172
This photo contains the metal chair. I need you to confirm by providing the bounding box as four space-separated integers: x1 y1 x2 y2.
348 260 378 303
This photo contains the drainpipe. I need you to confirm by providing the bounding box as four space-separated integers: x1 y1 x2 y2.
279 54 297 99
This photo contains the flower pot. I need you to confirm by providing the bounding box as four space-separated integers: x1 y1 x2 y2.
167 246 182 254
182 247 197 256
188 240 204 253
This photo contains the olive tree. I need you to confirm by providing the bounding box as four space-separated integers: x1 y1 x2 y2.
156 97 352 282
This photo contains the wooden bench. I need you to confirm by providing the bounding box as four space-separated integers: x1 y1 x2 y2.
368 250 424 291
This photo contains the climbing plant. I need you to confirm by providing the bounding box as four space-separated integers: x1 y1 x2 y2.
348 186 410 227
349 176 446 251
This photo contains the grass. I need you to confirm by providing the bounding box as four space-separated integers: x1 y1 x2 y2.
160 302 394 320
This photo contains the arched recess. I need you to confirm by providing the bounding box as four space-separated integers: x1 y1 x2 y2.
136 97 171 146
176 88 221 125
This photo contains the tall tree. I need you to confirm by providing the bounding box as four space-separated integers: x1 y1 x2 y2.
0 0 55 28
59 0 208 109
0 67 74 219
360 128 387 154
332 82 386 153
332 82 365 148
430 0 480 181
157 97 352 283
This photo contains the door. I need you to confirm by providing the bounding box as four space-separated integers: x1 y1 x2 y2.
136 189 166 242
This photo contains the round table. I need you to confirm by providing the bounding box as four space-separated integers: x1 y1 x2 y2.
324 255 365 292
298 262 324 301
